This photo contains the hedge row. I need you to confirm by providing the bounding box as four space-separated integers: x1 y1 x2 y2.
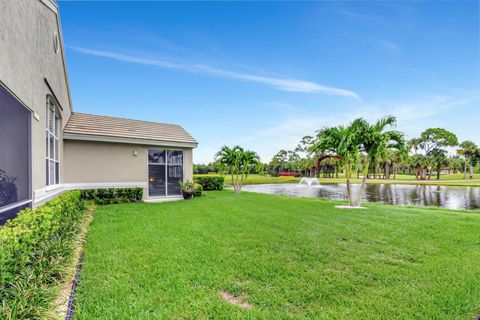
80 187 143 205
0 191 86 319
193 175 224 190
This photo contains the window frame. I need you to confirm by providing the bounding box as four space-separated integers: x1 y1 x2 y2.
46 96 61 187
148 149 184 197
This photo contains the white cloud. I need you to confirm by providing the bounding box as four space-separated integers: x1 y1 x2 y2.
379 40 400 53
336 8 386 24
68 46 360 99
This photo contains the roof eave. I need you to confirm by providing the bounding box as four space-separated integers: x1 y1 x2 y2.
63 132 198 149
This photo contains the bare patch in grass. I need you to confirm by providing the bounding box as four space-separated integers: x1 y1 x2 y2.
220 291 251 309
335 205 367 209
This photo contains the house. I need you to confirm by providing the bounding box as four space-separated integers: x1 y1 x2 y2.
0 0 198 224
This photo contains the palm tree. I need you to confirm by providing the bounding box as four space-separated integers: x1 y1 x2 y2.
379 148 407 180
391 149 408 179
215 145 260 194
353 116 405 205
409 154 424 179
457 141 478 179
408 138 422 154
310 123 361 206
355 116 405 177
449 157 463 174
430 148 449 180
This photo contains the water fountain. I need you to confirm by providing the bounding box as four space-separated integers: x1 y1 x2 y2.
299 177 320 186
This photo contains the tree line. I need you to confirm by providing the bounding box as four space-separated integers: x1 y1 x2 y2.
194 116 479 184
266 117 479 181
194 117 479 202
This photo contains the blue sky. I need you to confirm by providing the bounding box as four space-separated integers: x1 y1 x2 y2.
59 1 479 163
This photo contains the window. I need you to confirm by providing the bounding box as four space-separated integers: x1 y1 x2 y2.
0 84 31 224
148 149 183 197
166 150 183 195
46 96 60 186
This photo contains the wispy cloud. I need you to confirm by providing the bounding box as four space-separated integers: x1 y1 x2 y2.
337 8 386 25
379 40 400 53
68 46 359 99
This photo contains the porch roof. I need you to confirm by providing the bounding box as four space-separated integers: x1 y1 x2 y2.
63 112 198 148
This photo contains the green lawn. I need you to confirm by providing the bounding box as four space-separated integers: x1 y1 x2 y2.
76 191 480 319
220 173 480 187
223 174 301 185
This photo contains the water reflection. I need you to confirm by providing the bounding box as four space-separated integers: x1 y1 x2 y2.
241 183 480 210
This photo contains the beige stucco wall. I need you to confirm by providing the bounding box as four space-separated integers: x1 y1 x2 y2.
0 0 72 196
64 140 194 195
64 140 148 184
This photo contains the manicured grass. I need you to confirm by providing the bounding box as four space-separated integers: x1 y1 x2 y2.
219 174 480 187
76 191 480 319
223 174 301 185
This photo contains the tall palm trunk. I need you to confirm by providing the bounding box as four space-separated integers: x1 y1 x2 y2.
385 163 391 180
355 159 370 207
346 178 354 206
470 163 474 179
463 157 468 180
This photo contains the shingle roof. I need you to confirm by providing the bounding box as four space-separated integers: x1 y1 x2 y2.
63 112 197 146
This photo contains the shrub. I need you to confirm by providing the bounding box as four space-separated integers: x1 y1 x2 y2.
0 191 85 319
279 172 301 177
193 175 224 191
193 183 203 197
80 187 143 205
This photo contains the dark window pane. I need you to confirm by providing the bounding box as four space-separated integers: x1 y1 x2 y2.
45 133 48 157
0 84 31 210
49 135 54 159
54 139 58 160
148 164 166 197
55 115 59 137
55 162 59 184
49 160 55 185
148 150 165 164
167 150 183 165
167 165 183 195
46 159 49 185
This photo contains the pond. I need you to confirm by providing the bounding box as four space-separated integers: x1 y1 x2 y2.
241 183 480 210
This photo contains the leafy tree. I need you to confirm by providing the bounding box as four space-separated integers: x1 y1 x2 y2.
193 162 220 174
419 128 458 155
407 128 458 180
215 146 260 194
457 140 478 179
268 150 288 176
